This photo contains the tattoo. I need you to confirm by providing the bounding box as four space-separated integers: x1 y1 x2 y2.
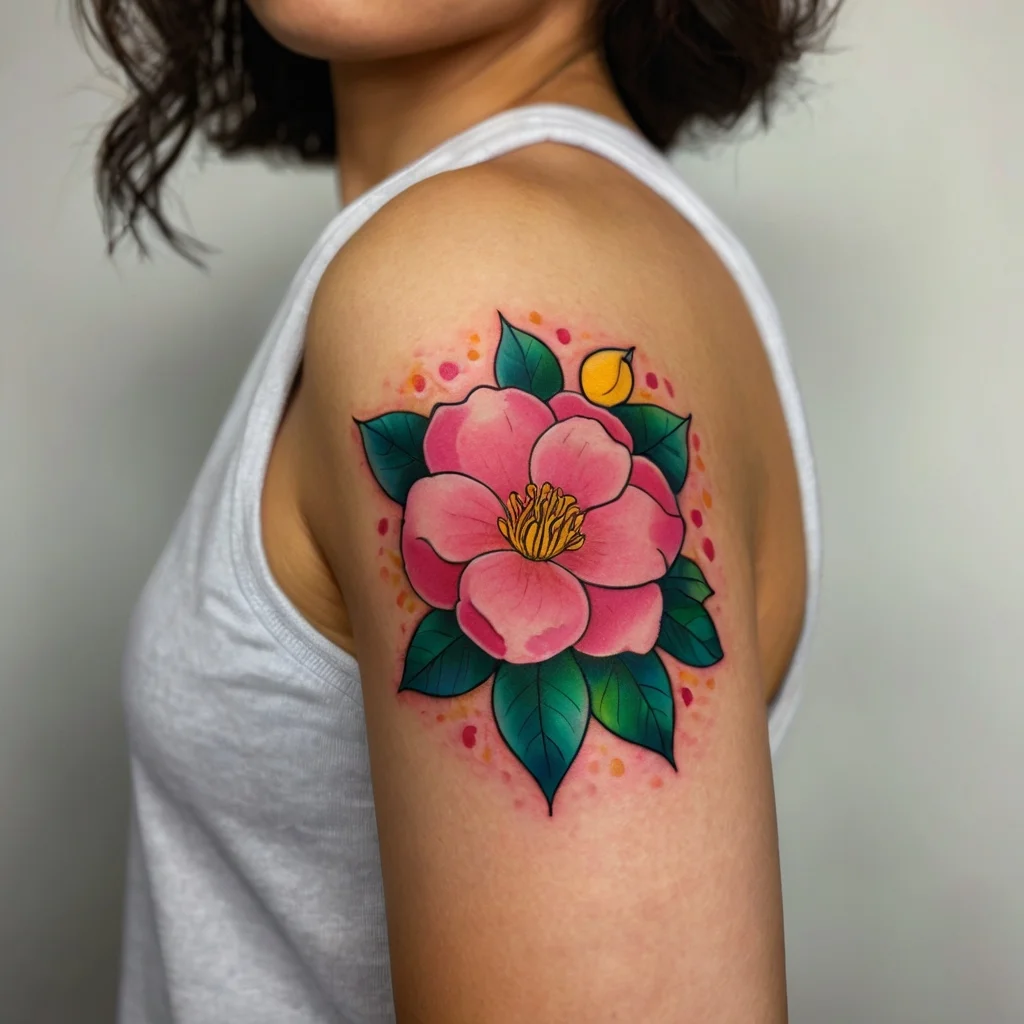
357 313 723 813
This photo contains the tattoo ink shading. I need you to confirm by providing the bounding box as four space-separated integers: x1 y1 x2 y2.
357 312 723 813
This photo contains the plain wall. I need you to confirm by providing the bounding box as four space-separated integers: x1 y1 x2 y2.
3 1 1022 1020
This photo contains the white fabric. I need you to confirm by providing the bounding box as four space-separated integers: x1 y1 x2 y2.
118 104 822 1024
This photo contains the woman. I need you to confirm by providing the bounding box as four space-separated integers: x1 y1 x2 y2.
78 1 836 1021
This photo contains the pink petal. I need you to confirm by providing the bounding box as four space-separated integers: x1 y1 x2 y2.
555 486 684 587
423 386 554 502
529 417 632 510
575 583 663 657
548 392 633 450
400 540 463 610
629 456 680 516
401 475 507 608
456 551 589 664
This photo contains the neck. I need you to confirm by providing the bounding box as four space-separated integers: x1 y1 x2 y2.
329 5 630 204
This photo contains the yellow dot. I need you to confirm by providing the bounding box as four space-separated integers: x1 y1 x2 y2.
482 747 492 764
467 349 480 361
529 311 543 324
609 758 625 778
702 489 713 509
581 332 591 340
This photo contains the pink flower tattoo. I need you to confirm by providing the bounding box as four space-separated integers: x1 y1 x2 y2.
357 314 722 812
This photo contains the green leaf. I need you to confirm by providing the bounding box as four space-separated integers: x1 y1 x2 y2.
356 411 429 505
492 651 589 812
657 555 723 668
399 610 498 697
493 313 564 400
575 650 675 767
610 404 691 493
662 555 714 603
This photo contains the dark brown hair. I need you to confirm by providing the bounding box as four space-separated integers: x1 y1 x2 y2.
75 0 840 259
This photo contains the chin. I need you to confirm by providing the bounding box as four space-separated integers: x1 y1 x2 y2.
246 0 542 62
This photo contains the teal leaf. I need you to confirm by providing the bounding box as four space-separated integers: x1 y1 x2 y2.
399 610 498 697
575 650 675 767
657 555 723 668
492 651 589 812
356 411 430 505
610 404 691 493
493 313 564 401
662 555 714 603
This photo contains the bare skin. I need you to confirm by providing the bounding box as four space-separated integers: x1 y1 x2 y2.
255 3 806 1020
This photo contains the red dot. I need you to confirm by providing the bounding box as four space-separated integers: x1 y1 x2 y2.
681 687 694 707
412 374 426 392
438 361 459 381
377 517 388 536
462 725 477 749
690 509 703 529
645 372 659 389
556 328 571 345
693 433 701 452
702 537 716 562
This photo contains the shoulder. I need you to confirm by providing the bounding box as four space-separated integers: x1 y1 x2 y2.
311 145 749 340
304 143 768 490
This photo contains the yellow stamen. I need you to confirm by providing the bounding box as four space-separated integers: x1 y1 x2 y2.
497 482 586 561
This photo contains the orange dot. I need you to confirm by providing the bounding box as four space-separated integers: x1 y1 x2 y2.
467 350 480 360
706 677 716 690
702 489 713 509
581 331 591 340
651 776 664 789
405 598 417 613
469 332 480 343
482 747 492 764
436 713 445 722
696 455 706 472
388 550 403 568
396 590 408 607
529 311 543 324
638 390 653 401
390 571 400 585
609 758 625 777
588 760 600 774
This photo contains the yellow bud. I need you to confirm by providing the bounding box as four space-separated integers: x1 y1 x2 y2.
579 347 635 407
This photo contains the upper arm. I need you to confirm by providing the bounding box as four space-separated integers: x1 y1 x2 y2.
294 167 786 1024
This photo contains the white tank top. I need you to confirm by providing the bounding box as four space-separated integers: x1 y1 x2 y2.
117 104 822 1024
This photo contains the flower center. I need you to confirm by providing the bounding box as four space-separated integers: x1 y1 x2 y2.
497 482 586 561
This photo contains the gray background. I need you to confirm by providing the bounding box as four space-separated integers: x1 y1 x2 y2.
3 1 1022 1020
